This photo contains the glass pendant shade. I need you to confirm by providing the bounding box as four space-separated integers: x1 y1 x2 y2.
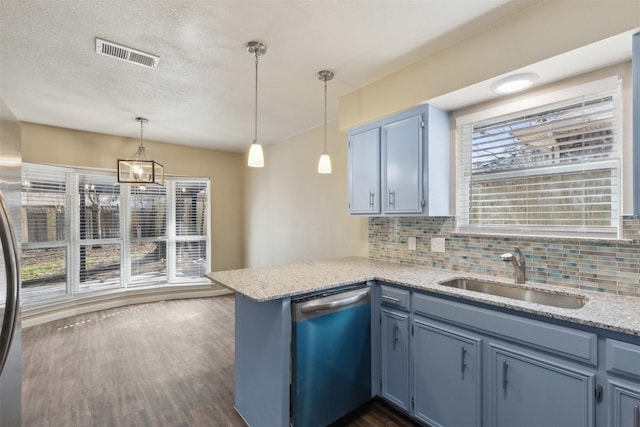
248 140 264 168
317 152 332 174
118 117 164 185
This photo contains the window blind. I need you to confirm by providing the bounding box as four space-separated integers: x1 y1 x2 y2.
22 165 67 243
457 90 620 237
78 174 120 240
130 185 167 239
175 181 208 237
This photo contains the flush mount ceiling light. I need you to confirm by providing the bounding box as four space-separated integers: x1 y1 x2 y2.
491 73 539 94
247 41 267 168
117 117 164 185
317 70 334 174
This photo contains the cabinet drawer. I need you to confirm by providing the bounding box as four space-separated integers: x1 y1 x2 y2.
380 285 410 311
606 339 640 379
413 292 598 365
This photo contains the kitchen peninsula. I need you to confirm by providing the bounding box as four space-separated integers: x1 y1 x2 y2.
208 257 640 427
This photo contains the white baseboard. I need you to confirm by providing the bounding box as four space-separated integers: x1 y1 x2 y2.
22 285 234 328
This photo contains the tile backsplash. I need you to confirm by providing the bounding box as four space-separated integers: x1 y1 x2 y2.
369 216 640 297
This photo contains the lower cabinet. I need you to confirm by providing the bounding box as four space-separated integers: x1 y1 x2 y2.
491 345 596 427
381 308 410 411
608 379 640 427
412 317 482 427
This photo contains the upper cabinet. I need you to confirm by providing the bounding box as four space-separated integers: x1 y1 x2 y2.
347 104 450 216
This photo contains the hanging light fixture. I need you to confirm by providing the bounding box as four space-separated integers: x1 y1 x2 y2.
317 69 334 174
247 41 267 168
117 117 164 185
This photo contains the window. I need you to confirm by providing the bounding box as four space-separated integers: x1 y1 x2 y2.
456 85 621 238
21 164 211 303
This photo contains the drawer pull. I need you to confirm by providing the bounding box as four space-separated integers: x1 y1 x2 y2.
502 360 508 390
369 191 375 208
382 295 401 303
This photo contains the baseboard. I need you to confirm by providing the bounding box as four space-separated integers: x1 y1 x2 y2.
22 285 234 328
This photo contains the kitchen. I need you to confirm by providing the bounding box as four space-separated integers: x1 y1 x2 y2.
1 1 640 426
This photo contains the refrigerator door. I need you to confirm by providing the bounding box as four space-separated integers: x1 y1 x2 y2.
0 97 22 427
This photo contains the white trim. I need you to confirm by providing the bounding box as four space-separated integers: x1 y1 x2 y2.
22 284 232 328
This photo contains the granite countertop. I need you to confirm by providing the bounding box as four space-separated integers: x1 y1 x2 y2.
207 256 640 337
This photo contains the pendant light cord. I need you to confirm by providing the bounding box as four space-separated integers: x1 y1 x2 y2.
139 119 144 148
254 53 259 142
323 77 327 153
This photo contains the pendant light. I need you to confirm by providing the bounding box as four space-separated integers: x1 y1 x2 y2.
247 41 267 168
117 117 164 185
317 70 334 174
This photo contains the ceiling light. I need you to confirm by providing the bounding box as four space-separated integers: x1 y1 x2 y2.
491 73 538 94
117 117 164 185
247 41 267 168
317 70 334 174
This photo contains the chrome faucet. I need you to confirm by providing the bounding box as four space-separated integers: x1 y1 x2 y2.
501 247 526 284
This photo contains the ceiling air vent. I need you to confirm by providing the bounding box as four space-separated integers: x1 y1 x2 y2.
95 38 159 70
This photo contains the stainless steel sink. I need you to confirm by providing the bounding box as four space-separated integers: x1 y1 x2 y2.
439 278 586 309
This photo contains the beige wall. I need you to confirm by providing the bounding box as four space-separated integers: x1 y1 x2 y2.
21 123 245 272
339 0 640 130
244 119 368 267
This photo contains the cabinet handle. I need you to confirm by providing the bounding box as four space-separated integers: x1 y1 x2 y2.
502 360 508 390
460 347 467 372
634 404 639 427
382 295 401 303
369 191 374 208
392 322 399 348
388 190 395 208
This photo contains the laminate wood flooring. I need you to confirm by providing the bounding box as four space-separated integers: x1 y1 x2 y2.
23 295 417 427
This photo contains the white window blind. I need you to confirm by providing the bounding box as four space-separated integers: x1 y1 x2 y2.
174 180 209 282
78 173 121 291
457 90 620 237
22 165 67 243
79 174 121 240
128 185 167 286
21 165 69 298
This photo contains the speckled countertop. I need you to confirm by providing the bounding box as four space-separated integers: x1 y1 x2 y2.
207 256 640 337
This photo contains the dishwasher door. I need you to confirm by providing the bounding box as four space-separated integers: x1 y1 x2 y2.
291 286 371 427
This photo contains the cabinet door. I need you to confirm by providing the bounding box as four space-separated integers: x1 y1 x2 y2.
609 379 640 427
413 318 481 427
382 114 423 214
348 128 380 214
381 309 410 411
491 346 595 427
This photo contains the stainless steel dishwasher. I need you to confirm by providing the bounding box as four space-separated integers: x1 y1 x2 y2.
291 285 371 427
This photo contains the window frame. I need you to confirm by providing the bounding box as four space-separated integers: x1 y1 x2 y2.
21 163 211 303
455 76 622 239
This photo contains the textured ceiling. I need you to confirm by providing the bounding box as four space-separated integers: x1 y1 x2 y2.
0 1 634 153
0 0 522 152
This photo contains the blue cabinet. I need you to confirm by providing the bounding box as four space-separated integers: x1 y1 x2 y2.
380 308 410 411
382 113 423 214
412 317 482 427
491 345 595 427
608 379 640 427
606 339 640 427
347 104 450 216
348 128 380 214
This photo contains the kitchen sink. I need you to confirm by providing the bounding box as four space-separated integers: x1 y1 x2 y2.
439 278 587 309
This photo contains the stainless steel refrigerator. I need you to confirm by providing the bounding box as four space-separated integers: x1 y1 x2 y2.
0 97 22 426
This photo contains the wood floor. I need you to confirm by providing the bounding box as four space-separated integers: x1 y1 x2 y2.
23 295 417 427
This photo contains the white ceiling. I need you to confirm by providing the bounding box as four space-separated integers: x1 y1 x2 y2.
0 1 635 153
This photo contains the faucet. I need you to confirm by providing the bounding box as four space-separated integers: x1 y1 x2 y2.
501 247 526 284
